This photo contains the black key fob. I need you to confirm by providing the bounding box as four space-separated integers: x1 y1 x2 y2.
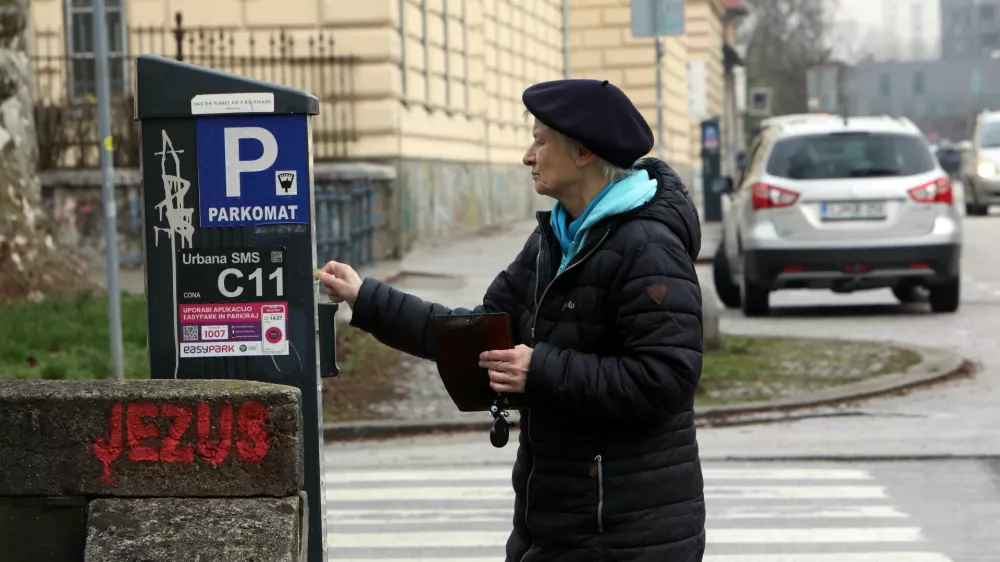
490 416 509 448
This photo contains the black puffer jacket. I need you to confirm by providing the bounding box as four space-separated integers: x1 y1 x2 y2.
350 158 706 562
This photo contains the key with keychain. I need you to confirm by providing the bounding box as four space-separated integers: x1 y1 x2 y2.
489 399 510 448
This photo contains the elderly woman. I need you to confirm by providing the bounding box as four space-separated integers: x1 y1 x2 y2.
319 79 706 561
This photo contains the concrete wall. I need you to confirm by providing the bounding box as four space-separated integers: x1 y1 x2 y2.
393 159 548 253
0 380 306 562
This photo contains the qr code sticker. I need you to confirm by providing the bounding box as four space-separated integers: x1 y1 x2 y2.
270 251 283 264
182 325 199 341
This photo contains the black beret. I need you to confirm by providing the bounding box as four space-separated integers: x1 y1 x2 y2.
522 79 654 169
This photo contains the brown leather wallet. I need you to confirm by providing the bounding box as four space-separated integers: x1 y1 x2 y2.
434 313 512 412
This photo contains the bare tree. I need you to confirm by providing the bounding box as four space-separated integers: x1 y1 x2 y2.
741 0 837 115
831 18 896 64
0 0 90 302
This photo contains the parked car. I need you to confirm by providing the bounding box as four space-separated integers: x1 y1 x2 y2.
934 140 962 179
713 115 962 316
960 110 1000 216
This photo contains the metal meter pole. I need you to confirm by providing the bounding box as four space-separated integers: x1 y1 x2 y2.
92 0 125 380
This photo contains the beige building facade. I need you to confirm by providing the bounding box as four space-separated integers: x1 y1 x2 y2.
31 0 733 248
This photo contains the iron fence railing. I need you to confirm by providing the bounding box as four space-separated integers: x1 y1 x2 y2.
315 181 375 269
32 12 357 171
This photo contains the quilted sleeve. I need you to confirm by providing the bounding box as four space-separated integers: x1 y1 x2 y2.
348 233 536 361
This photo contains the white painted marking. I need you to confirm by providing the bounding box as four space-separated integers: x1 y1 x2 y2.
705 468 873 480
710 504 908 519
325 505 907 525
324 555 952 562
327 486 511 502
707 485 887 499
710 527 924 543
325 527 924 548
325 485 885 502
704 554 952 562
327 508 517 525
324 467 872 484
326 530 508 549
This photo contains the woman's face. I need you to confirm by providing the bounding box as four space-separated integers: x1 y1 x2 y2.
523 119 581 199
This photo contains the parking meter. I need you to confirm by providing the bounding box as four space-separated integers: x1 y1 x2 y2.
135 54 336 562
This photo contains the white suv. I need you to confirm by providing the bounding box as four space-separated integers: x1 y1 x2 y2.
713 115 962 316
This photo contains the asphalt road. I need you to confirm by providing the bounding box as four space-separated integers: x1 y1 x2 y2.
696 212 1000 460
322 208 1000 561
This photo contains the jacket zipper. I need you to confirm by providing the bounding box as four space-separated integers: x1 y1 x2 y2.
595 454 605 533
523 244 542 533
530 228 611 344
524 228 611 533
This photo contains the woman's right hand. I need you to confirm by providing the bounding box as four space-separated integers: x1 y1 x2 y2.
316 261 363 308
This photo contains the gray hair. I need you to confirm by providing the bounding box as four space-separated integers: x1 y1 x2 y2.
524 109 632 183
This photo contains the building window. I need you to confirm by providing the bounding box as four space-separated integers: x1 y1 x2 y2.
879 73 891 96
981 4 995 20
984 32 1000 47
65 0 128 99
913 71 925 95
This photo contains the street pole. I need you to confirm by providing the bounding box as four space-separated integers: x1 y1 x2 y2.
92 0 125 381
655 36 665 160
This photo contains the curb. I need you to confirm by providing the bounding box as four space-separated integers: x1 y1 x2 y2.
323 343 973 443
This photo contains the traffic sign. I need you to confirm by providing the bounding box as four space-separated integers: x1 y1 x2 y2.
631 0 686 38
195 114 310 228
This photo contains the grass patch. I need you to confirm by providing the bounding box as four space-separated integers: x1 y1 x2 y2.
0 293 408 422
321 324 407 422
699 335 922 405
0 292 150 380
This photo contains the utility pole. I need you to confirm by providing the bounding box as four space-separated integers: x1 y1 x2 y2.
655 35 666 160
631 0 683 161
92 0 125 381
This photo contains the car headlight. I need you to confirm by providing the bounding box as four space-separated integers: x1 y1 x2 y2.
977 161 997 178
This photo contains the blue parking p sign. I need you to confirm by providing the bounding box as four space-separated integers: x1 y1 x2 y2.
196 114 310 227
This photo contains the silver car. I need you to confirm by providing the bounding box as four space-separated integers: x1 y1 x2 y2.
960 110 1000 216
713 115 962 316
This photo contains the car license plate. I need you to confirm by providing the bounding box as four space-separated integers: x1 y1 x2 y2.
820 201 887 221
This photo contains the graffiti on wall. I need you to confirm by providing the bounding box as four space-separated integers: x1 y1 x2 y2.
92 400 270 484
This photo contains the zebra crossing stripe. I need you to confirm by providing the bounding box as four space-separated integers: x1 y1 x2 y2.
325 556 952 562
325 504 907 525
323 467 873 483
322 464 952 561
324 484 885 502
325 527 926 549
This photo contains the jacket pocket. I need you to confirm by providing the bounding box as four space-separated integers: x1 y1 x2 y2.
592 454 605 533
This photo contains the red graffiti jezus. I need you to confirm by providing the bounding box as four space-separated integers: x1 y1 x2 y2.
91 400 270 484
